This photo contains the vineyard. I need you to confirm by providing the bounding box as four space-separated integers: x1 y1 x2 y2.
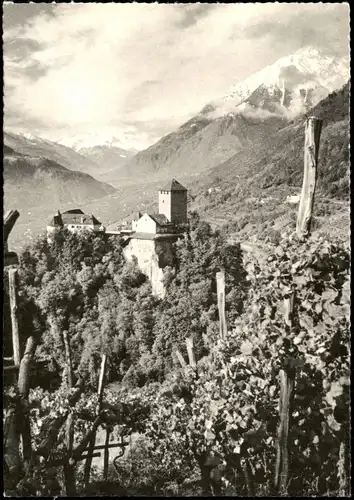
3 118 350 496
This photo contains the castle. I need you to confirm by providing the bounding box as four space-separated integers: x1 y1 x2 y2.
131 179 188 234
121 179 188 297
46 179 188 298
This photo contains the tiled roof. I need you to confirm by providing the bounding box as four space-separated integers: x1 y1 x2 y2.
148 213 172 226
49 212 102 227
160 179 187 192
63 209 84 215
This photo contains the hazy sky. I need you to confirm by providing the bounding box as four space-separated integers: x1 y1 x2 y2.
3 3 350 149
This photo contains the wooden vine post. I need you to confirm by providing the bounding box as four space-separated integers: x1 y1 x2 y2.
275 117 322 494
62 331 76 496
296 117 323 238
216 270 227 339
9 268 21 367
83 354 107 489
274 292 296 495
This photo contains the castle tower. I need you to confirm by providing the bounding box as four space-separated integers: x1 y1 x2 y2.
158 179 188 224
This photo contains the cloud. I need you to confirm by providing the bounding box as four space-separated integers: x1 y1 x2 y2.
3 3 350 149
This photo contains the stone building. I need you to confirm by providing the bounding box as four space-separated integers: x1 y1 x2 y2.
158 179 188 225
122 179 188 297
47 209 104 242
131 179 188 235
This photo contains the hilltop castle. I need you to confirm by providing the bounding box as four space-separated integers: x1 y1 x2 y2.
46 179 188 297
131 179 188 234
121 179 188 297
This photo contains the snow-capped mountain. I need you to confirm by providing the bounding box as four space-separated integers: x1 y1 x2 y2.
207 46 349 118
58 133 139 154
122 46 349 182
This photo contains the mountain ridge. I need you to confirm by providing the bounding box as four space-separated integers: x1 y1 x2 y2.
120 46 348 184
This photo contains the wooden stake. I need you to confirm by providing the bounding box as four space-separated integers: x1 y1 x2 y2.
4 210 20 245
17 332 40 475
274 295 296 494
216 270 227 339
103 428 111 481
62 331 76 496
63 331 74 389
97 354 107 413
175 349 187 369
83 354 107 489
296 117 323 238
92 442 130 451
9 268 21 366
186 337 196 368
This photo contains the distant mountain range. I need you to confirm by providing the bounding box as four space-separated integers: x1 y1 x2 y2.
4 151 114 207
119 46 348 183
3 46 349 251
4 131 100 176
58 133 138 178
3 132 116 247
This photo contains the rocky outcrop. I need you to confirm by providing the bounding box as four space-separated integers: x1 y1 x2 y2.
122 236 176 298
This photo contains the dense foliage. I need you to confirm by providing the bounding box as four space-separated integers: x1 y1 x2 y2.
137 231 350 496
4 217 350 496
12 217 245 389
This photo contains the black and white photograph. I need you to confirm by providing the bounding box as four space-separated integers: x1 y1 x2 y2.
3 2 350 496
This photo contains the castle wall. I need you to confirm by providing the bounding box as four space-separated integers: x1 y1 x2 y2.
158 190 172 222
170 191 188 224
158 190 187 224
135 214 157 234
123 237 175 298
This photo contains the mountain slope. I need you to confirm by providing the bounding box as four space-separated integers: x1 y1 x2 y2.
190 81 350 241
78 144 136 177
121 46 348 184
3 131 100 175
4 150 115 210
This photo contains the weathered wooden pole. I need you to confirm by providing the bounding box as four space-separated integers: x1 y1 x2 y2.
274 292 296 495
175 349 187 369
8 268 21 366
4 210 19 266
83 354 107 489
216 270 227 339
63 331 74 389
296 117 323 238
18 334 38 475
186 337 196 368
4 210 20 246
103 428 111 481
62 331 76 496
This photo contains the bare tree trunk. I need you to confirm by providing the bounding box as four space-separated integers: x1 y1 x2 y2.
296 117 323 238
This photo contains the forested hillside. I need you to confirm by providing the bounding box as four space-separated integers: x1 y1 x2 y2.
4 211 350 496
191 82 349 242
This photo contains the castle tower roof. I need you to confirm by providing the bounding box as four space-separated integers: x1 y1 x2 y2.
160 179 187 192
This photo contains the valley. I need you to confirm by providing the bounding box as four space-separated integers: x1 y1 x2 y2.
3 3 350 497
